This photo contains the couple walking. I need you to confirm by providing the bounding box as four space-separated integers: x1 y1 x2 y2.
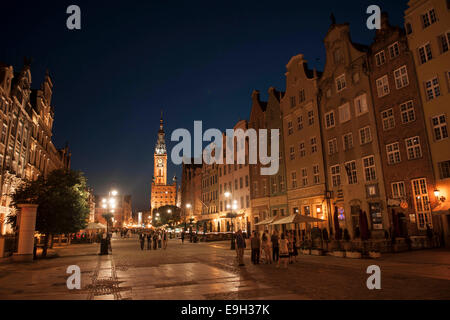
252 230 298 268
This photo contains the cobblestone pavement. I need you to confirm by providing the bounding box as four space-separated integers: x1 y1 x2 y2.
0 235 449 300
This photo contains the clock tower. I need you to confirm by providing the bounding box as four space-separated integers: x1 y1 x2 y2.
150 113 177 217
154 115 167 185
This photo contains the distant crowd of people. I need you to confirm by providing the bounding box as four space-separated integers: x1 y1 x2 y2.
138 230 168 251
235 229 299 269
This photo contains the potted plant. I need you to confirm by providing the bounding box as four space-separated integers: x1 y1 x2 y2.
342 229 352 251
332 228 345 257
301 240 311 255
346 242 362 259
369 241 381 259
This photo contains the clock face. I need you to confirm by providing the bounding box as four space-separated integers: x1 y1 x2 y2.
158 159 162 164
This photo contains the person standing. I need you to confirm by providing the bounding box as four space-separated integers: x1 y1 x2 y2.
158 232 162 249
235 229 246 266
271 231 279 263
181 231 185 244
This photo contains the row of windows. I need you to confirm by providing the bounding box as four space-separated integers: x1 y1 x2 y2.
328 155 377 187
324 94 368 129
374 42 401 66
289 165 321 189
252 174 285 197
289 137 318 161
376 65 410 98
219 175 250 194
287 111 315 135
386 136 423 165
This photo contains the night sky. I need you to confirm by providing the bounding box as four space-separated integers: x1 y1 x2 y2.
0 0 407 212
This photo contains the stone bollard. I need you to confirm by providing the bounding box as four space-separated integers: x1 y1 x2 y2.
13 204 38 263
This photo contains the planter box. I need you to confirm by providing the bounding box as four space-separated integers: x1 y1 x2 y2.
333 251 345 258
369 251 381 259
346 251 362 259
301 249 311 255
311 249 323 256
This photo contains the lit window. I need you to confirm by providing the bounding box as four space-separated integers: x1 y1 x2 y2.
412 178 431 230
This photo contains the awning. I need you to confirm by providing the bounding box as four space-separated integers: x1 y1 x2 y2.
271 214 325 225
85 223 107 230
433 202 450 215
255 217 275 226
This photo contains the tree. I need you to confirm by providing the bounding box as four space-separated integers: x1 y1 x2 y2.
8 169 90 256
152 205 181 227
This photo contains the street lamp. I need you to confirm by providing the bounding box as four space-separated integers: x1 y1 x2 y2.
225 192 237 250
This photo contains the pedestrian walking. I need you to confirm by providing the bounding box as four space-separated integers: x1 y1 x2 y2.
278 233 289 269
181 231 185 244
235 229 246 266
271 231 279 263
139 233 145 251
250 231 261 264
